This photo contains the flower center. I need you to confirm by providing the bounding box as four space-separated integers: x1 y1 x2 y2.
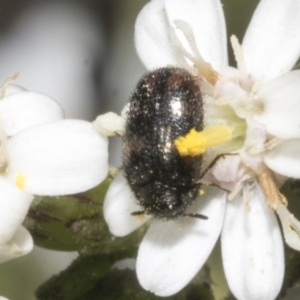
170 24 249 154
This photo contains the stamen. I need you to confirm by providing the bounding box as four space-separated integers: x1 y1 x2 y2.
173 20 202 63
175 126 232 156
169 27 197 67
276 201 300 251
0 73 19 99
249 138 281 154
170 20 219 84
258 168 287 209
230 35 247 75
228 174 251 201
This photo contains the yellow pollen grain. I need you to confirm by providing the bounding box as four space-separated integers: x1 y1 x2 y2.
134 214 146 222
175 126 232 156
199 189 205 195
16 173 26 189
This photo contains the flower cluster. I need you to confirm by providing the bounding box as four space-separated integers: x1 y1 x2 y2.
101 0 300 299
0 80 108 264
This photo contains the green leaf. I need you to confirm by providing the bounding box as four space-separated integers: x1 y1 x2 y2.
24 177 147 254
36 253 214 300
36 252 131 300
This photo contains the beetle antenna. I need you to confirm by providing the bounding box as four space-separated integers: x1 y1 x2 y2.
183 213 208 220
131 211 146 216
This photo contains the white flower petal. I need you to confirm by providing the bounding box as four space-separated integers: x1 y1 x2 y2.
103 171 148 237
0 92 64 136
276 201 300 251
254 71 300 139
164 0 227 71
221 183 284 300
264 139 300 178
243 0 300 83
0 226 33 264
0 137 33 265
6 119 108 195
135 0 187 70
0 177 33 243
93 112 125 137
136 187 226 297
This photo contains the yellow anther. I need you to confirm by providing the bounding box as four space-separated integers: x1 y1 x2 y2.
258 168 287 210
16 173 26 189
175 126 232 156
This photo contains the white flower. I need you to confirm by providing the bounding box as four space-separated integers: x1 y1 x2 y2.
103 0 300 299
0 83 108 263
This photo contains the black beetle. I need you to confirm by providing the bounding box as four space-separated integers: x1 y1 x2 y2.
123 67 207 219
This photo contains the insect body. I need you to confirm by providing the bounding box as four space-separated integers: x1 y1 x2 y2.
123 67 204 219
